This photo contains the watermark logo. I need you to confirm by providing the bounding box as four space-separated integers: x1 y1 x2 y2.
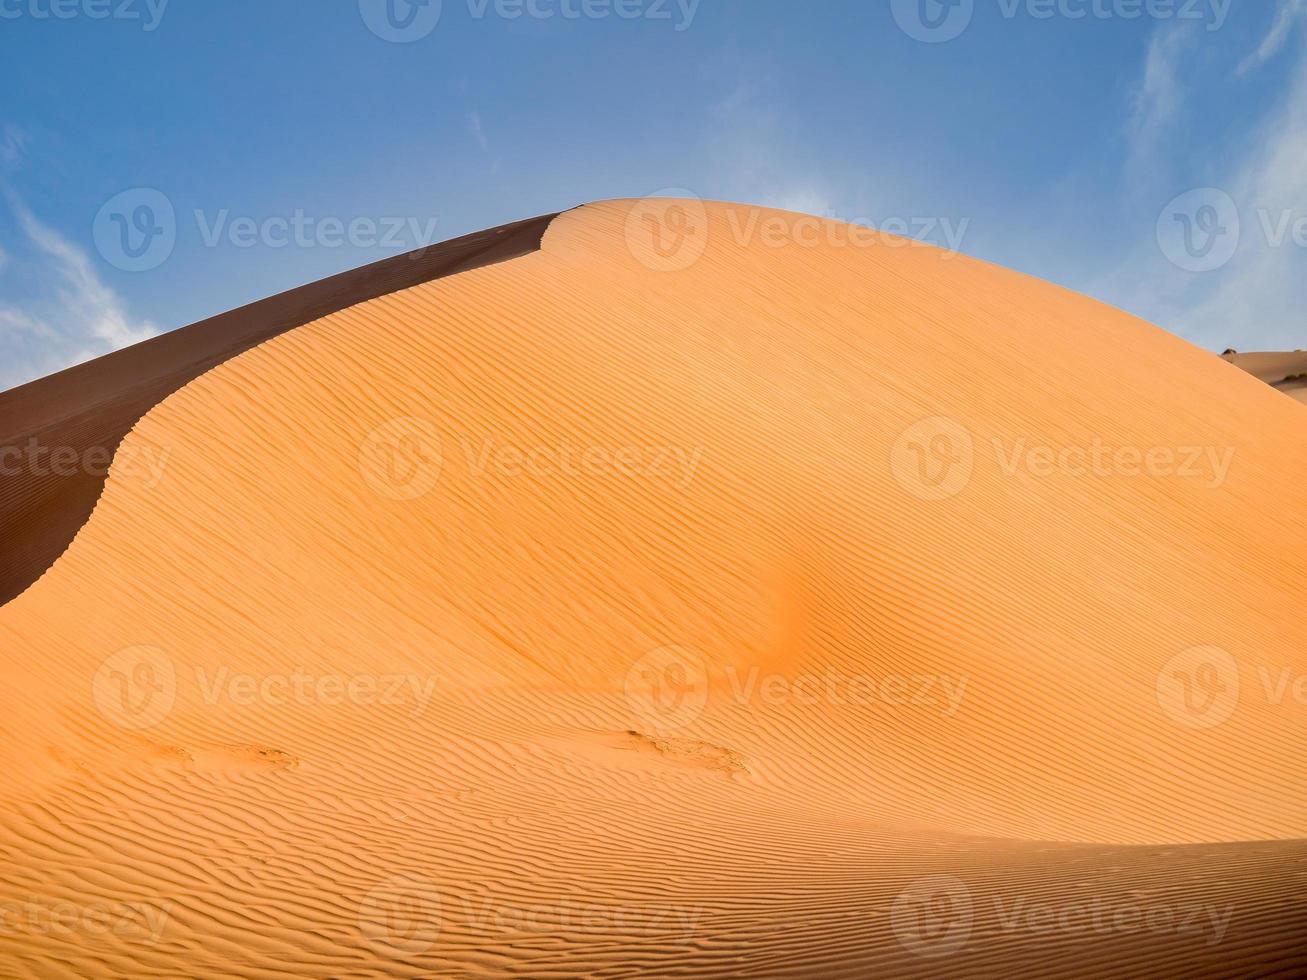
359 0 443 41
0 898 173 944
359 417 444 501
194 667 439 718
193 210 439 251
891 417 975 501
93 650 440 728
725 667 968 715
362 0 701 37
359 875 443 957
892 0 974 43
624 654 967 724
891 875 975 956
891 420 1236 501
0 0 170 30
726 208 970 257
467 0 700 30
0 438 171 488
460 436 704 490
1156 188 1241 273
624 198 971 272
993 438 1234 488
1157 187 1307 273
892 876 1234 956
92 646 177 730
894 0 1231 40
94 188 442 270
624 191 709 273
624 645 709 733
1156 646 1239 729
93 188 176 272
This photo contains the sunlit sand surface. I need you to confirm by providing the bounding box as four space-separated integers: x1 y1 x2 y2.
1 201 1305 977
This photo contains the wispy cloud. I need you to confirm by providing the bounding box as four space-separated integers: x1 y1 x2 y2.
0 125 25 169
1172 52 1307 349
468 110 490 155
1237 0 1306 75
702 79 846 218
1124 22 1195 185
0 194 159 392
0 307 54 340
771 190 834 218
1101 2 1307 351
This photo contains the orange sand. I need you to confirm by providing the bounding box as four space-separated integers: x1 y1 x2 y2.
1 201 1304 976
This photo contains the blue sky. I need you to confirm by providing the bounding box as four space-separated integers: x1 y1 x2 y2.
1 0 1304 391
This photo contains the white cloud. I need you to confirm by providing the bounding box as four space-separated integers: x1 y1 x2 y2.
0 308 54 340
1124 22 1195 185
700 79 850 219
770 190 833 218
0 195 159 392
1170 57 1307 349
1237 0 1306 76
0 125 25 168
468 110 489 154
1098 8 1307 351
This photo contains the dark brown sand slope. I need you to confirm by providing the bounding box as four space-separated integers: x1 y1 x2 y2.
1224 350 1307 406
0 213 556 606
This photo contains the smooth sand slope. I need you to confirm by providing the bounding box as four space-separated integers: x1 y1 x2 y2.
1 201 1305 977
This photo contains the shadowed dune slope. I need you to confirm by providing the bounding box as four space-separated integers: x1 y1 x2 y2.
0 213 556 607
1224 350 1307 406
1 201 1305 977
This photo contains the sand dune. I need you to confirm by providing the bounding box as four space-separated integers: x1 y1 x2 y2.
1224 349 1307 406
0 213 555 608
1 200 1305 977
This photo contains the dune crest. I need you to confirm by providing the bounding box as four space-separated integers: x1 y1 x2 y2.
0 213 556 608
2 200 1305 976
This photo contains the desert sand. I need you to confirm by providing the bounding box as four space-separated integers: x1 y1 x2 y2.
1224 349 1307 406
0 213 555 608
0 200 1304 977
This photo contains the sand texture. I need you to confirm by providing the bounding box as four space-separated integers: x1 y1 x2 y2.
1 201 1304 977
